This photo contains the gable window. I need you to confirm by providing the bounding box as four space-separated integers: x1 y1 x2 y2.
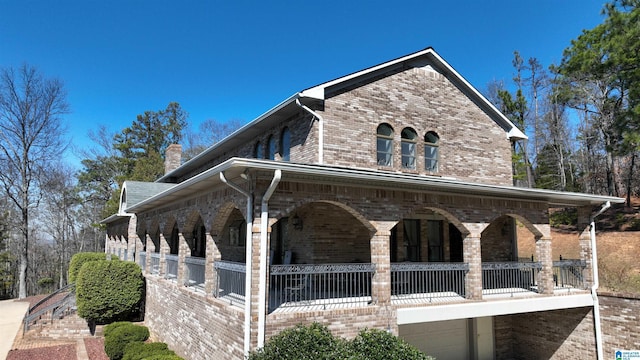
254 141 263 159
267 135 276 160
280 127 291 161
401 127 417 169
376 123 393 166
424 131 439 172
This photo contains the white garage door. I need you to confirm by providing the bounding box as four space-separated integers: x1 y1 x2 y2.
399 319 470 360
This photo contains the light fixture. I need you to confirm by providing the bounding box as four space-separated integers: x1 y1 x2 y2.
291 215 303 230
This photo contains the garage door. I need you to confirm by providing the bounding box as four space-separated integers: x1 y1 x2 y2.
399 319 469 360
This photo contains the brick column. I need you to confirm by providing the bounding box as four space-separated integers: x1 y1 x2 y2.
463 234 482 300
144 234 153 274
249 219 262 349
128 215 138 262
371 222 394 305
204 232 219 294
577 206 594 287
159 233 169 277
536 237 554 294
178 232 189 285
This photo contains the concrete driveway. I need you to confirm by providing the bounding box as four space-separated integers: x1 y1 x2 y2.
0 299 29 360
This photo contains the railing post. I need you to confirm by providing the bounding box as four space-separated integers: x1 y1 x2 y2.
463 234 482 300
536 236 554 294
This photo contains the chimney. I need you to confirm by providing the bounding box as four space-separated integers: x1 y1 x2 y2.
164 144 182 175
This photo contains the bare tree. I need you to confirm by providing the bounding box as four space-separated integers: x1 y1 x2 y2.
0 64 69 298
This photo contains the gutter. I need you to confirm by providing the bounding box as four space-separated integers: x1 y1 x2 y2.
590 201 610 360
219 172 253 358
257 170 281 348
295 98 324 164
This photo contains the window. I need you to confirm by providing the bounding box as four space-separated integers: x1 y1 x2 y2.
267 135 276 160
401 127 417 169
424 131 439 172
280 127 291 161
376 124 393 166
254 141 263 159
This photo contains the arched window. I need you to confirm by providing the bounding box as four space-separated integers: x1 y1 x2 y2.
424 131 439 172
280 127 291 161
254 141 263 159
376 124 393 166
401 127 417 169
267 135 276 160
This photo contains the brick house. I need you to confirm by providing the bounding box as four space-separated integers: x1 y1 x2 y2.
103 48 623 360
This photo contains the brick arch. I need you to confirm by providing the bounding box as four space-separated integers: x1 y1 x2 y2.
487 213 544 239
162 216 178 238
183 210 204 236
278 199 376 235
210 201 244 237
401 206 470 236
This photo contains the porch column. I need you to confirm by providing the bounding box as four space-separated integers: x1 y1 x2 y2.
178 232 189 285
144 234 153 275
535 236 554 294
128 215 138 262
577 206 594 287
159 233 169 277
463 234 482 300
204 232 219 294
371 222 394 305
249 218 262 349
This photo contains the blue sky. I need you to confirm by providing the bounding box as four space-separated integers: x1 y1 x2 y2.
0 0 607 168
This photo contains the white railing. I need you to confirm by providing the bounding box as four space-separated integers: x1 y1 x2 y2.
553 259 586 290
214 261 246 307
138 251 147 270
269 263 375 311
150 253 160 275
391 262 468 303
165 254 179 280
482 262 541 296
185 256 206 288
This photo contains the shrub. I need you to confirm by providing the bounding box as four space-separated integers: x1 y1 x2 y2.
347 328 434 360
248 323 344 360
76 260 144 324
122 342 176 360
249 323 433 360
104 321 135 338
104 323 150 360
142 356 184 360
69 252 114 283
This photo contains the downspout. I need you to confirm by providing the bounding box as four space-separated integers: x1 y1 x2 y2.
295 98 324 164
258 169 281 348
590 201 610 360
220 171 253 358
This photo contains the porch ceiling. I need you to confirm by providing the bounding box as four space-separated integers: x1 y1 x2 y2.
107 159 623 221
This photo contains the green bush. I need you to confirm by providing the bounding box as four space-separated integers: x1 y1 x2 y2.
122 342 176 360
104 321 135 338
142 356 184 360
76 260 144 324
104 323 150 360
248 323 344 360
69 252 114 283
249 323 433 360
347 328 434 360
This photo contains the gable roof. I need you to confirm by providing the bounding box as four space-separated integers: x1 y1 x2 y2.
160 47 526 182
118 181 175 216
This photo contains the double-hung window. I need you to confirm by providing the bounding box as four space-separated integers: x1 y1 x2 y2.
401 127 417 169
376 124 393 166
424 131 439 172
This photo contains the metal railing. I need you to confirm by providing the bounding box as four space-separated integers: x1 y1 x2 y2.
165 254 179 280
24 283 76 333
269 263 375 311
214 261 246 306
391 262 468 303
553 259 587 290
482 262 541 295
150 253 160 275
138 251 147 270
123 249 128 261
185 256 206 288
